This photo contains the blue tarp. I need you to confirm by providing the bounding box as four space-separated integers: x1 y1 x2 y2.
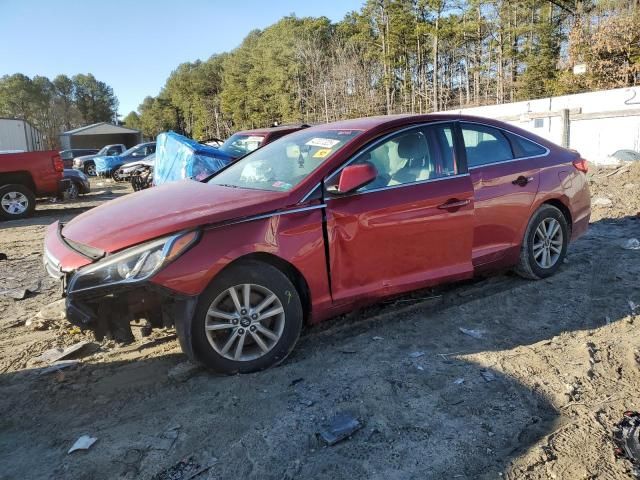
154 131 233 186
94 155 124 175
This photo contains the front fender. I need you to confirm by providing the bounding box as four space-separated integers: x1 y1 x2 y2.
149 207 331 314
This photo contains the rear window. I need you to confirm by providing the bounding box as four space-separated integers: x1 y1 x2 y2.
461 123 513 167
505 132 547 158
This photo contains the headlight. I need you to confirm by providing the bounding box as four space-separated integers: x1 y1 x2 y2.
67 230 199 293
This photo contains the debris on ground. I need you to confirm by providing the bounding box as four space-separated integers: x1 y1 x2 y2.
34 341 92 364
480 369 496 382
459 327 485 339
408 351 425 358
0 253 7 261
453 377 465 385
68 435 97 454
37 360 80 376
318 412 362 446
0 280 40 300
151 454 217 480
623 238 640 250
612 411 640 478
167 361 201 382
372 336 383 341
592 197 613 207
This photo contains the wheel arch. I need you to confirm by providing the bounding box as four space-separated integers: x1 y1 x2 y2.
540 197 572 236
223 252 312 324
0 172 35 192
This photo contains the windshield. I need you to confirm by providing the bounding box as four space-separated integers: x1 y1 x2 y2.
218 133 266 157
209 128 362 191
97 146 109 155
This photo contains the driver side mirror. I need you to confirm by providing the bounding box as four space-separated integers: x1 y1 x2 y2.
327 162 378 195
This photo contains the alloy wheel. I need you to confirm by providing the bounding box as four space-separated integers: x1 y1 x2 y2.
66 182 79 200
1 191 29 215
86 164 96 176
205 284 285 361
532 217 563 269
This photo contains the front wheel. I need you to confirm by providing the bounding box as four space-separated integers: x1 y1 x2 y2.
191 261 303 374
515 204 569 280
84 161 96 176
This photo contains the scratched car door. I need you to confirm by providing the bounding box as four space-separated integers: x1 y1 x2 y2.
324 122 475 305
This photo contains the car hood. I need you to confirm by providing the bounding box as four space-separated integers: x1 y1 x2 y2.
75 154 100 162
62 180 288 253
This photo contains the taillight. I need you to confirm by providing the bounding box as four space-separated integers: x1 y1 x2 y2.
52 154 64 173
572 157 588 173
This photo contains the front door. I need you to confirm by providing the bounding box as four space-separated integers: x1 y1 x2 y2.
324 122 475 305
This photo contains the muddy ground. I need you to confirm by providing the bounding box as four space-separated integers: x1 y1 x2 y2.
0 166 639 480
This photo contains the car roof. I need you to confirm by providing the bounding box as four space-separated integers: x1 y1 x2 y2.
236 124 309 136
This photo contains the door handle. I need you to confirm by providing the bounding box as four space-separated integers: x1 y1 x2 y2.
512 175 534 187
437 199 470 210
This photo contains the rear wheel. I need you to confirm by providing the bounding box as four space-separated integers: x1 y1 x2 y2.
515 204 569 279
0 184 36 220
112 170 123 182
84 161 96 176
192 261 303 374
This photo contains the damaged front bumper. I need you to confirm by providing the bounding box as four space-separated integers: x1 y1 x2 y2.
43 222 199 360
64 282 198 360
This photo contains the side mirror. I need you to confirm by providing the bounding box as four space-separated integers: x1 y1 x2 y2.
328 162 378 195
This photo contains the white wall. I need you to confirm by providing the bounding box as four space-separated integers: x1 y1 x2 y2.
443 86 640 161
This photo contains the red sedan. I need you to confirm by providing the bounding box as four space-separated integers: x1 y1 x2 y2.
44 114 591 373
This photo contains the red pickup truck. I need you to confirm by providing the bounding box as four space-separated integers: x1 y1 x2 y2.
0 150 65 220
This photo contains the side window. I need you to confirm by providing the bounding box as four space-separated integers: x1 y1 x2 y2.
461 123 513 168
107 147 120 155
148 144 156 154
344 124 458 192
505 132 547 158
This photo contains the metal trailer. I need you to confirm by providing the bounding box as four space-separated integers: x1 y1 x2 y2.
0 118 44 153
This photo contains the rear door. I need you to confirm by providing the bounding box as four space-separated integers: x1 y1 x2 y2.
324 122 474 305
460 122 546 266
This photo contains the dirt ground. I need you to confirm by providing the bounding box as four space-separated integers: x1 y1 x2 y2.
0 166 639 480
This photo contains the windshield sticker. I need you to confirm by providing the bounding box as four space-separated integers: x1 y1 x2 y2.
306 138 340 149
313 148 332 158
272 181 292 189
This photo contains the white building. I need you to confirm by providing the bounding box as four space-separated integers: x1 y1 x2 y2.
443 86 640 162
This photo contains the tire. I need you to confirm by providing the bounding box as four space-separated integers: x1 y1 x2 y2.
112 170 123 182
515 204 569 280
65 181 80 200
191 261 303 374
84 162 96 176
0 184 36 220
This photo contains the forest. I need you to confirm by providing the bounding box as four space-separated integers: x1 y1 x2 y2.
0 73 118 149
2 0 639 146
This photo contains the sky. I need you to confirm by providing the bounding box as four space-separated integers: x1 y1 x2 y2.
0 0 364 117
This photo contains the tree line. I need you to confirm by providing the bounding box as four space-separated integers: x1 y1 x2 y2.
125 0 640 141
0 73 118 149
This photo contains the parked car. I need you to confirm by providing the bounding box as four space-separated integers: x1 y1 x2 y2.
59 149 99 169
154 125 309 186
94 142 156 180
115 153 155 182
61 169 90 199
73 144 127 176
44 114 591 373
216 124 309 159
1 150 65 220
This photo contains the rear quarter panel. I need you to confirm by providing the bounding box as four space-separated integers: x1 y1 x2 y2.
533 149 591 241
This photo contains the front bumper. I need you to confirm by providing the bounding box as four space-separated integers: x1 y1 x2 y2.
43 224 198 359
64 281 197 360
